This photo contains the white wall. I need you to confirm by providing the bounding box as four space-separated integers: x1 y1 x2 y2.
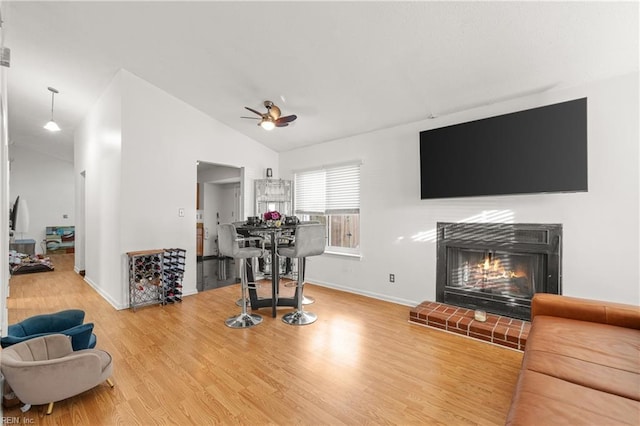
74 72 123 308
9 145 75 254
1 21 10 337
280 72 640 306
76 69 279 309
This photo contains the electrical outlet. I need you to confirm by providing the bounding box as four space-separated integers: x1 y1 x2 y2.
389 273 395 283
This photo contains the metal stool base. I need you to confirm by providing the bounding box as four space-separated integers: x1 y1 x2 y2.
282 310 317 326
225 313 263 328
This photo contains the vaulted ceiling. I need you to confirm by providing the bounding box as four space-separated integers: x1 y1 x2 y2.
4 1 638 162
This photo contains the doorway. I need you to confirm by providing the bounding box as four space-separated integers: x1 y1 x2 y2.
196 161 242 292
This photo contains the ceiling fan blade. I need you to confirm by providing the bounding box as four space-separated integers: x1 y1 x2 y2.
245 106 264 117
241 116 260 120
275 122 289 127
276 114 297 124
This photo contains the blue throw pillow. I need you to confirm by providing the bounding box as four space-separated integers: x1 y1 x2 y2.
64 323 95 351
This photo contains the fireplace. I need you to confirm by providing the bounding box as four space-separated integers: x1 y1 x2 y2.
436 222 561 320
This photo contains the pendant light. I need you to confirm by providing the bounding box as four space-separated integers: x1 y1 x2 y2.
43 87 61 132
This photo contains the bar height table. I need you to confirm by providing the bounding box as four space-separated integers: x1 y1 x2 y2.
236 224 298 318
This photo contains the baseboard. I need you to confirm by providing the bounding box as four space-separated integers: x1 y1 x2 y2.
182 288 198 297
81 274 408 310
83 277 129 310
306 278 418 307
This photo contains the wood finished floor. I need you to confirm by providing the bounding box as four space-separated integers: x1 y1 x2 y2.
3 254 523 425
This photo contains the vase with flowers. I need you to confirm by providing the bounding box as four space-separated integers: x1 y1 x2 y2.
263 211 283 227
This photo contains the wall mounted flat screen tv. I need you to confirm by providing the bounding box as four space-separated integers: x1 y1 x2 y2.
419 98 587 199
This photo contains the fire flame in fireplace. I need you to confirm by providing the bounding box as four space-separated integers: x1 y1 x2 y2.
480 258 519 279
456 252 532 296
466 256 530 293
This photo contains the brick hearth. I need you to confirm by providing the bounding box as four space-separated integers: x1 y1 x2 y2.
409 301 530 351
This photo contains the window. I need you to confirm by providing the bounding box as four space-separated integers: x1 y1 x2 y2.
294 162 361 255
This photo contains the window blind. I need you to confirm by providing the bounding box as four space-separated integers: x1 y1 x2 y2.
295 163 360 215
294 169 326 215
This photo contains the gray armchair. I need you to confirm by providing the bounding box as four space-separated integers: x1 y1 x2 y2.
0 334 114 414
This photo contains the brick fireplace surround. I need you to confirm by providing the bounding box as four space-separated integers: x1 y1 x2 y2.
409 301 530 351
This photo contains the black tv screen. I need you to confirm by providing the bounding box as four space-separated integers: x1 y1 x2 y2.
420 98 587 199
9 195 19 231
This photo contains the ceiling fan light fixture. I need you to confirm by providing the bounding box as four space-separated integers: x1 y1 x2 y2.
260 118 275 131
243 101 297 130
44 86 61 132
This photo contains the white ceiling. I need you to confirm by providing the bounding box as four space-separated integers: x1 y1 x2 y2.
4 1 638 162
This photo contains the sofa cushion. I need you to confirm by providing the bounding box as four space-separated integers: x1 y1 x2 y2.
523 349 640 401
527 315 640 374
506 369 640 425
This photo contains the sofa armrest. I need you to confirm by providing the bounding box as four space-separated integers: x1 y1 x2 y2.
531 293 640 329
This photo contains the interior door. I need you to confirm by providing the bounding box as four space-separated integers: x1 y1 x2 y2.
196 223 204 256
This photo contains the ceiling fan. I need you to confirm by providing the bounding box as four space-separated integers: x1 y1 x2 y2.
242 100 297 131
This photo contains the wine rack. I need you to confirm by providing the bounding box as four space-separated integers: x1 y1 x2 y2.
128 249 165 311
127 248 187 310
163 248 185 304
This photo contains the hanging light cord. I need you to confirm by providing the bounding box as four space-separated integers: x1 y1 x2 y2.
48 87 58 120
43 87 61 131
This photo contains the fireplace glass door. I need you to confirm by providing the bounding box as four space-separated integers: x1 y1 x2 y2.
446 248 546 302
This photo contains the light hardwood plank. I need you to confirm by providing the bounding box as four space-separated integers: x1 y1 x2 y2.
3 254 522 425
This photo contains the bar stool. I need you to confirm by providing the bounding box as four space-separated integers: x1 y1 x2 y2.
287 221 319 305
285 259 315 305
218 224 264 328
277 223 326 325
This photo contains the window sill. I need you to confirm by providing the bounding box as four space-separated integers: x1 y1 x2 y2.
323 250 362 260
